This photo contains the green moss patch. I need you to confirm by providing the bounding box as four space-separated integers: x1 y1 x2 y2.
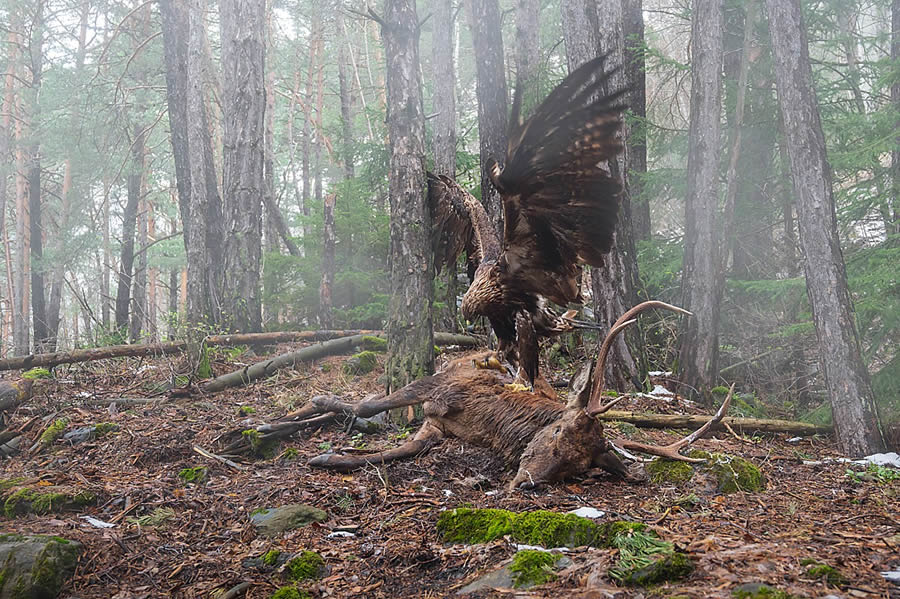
508 550 557 588
801 559 847 586
343 351 379 375
93 422 118 437
262 549 282 566
360 336 387 352
242 429 279 458
2 486 96 518
23 368 52 380
127 507 175 528
732 583 800 599
238 405 256 415
177 466 208 484
40 418 68 447
646 459 695 485
285 550 325 581
438 508 648 549
270 587 311 599
689 450 766 493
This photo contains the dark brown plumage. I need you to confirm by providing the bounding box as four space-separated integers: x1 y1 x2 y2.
429 55 626 386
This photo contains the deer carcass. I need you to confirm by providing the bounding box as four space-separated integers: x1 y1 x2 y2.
304 301 732 490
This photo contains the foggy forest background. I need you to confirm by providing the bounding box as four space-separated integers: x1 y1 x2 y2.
0 0 897 435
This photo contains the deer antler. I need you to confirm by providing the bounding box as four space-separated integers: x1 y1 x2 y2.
583 300 691 414
610 384 734 462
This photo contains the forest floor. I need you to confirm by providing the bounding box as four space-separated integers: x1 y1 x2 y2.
1 342 898 599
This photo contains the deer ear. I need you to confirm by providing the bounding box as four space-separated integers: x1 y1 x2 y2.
567 360 594 408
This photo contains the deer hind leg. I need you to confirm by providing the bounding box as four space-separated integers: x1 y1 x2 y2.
308 421 445 472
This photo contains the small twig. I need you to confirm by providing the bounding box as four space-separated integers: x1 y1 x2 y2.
652 507 672 525
193 445 246 471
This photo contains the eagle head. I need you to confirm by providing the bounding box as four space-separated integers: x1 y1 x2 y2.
461 263 501 321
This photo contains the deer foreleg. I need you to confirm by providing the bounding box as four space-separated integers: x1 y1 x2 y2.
308 421 445 472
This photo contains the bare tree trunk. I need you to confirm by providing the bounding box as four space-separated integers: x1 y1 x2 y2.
46 160 73 349
892 0 900 235
467 0 508 237
514 0 540 116
114 125 144 338
433 0 459 332
337 14 355 180
101 181 111 329
159 0 192 244
378 0 434 392
624 0 650 241
766 0 885 456
0 30 17 354
220 0 265 333
186 0 225 327
28 0 48 351
676 0 723 403
13 75 29 356
130 192 149 342
300 12 321 244
147 205 158 342
320 193 335 328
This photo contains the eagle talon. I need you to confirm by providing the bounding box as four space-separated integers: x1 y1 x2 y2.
473 354 507 373
504 382 532 392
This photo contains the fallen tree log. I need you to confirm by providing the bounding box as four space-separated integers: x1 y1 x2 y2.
596 410 830 435
203 332 479 393
0 330 479 372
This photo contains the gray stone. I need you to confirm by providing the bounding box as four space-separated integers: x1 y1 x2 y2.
63 424 119 445
250 504 328 536
456 554 571 594
0 533 82 599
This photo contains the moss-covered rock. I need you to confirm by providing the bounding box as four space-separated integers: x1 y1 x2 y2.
177 466 208 485
513 511 607 548
343 351 379 375
285 550 325 581
3 486 95 518
801 559 847 586
360 336 387 352
508 550 557 588
0 534 81 598
732 583 800 599
646 459 695 485
689 450 766 493
39 418 68 448
262 549 282 566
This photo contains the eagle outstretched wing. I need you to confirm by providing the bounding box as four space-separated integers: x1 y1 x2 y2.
427 172 500 282
494 54 626 307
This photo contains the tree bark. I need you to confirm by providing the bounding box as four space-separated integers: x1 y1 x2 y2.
467 0 508 237
114 125 144 337
186 0 225 327
13 86 29 356
159 0 192 244
337 14 355 180
130 193 149 342
433 0 459 332
379 0 434 393
624 0 650 241
28 0 48 351
0 29 18 354
320 193 335 328
514 0 541 117
892 0 900 235
765 0 885 456
220 0 266 333
676 0 723 403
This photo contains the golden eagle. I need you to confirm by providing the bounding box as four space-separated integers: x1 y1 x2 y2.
429 55 626 387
